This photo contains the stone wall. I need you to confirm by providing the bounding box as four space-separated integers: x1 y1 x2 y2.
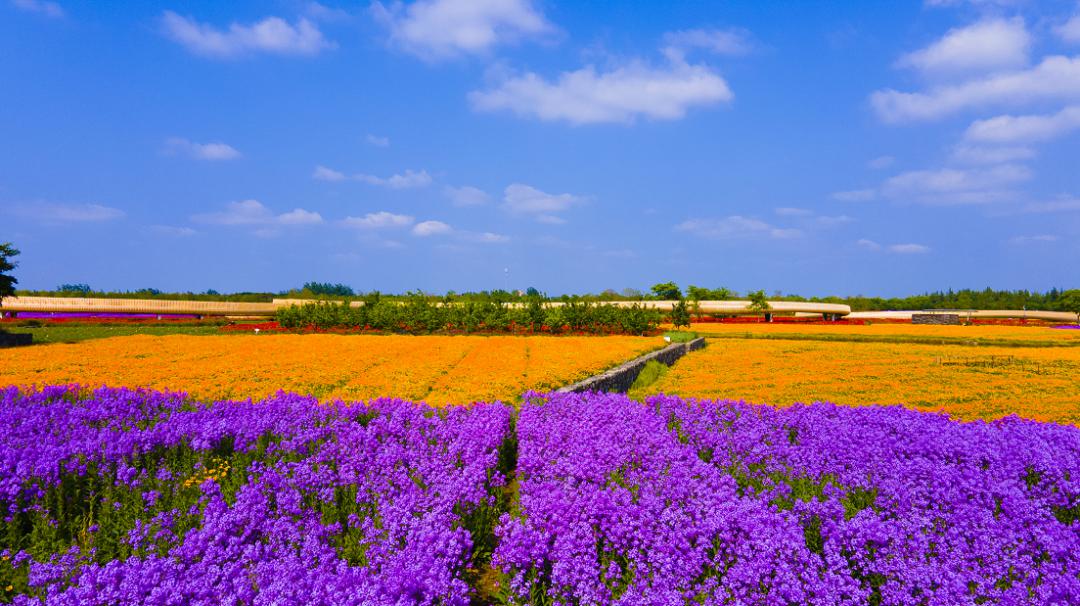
557 337 706 394
912 313 962 325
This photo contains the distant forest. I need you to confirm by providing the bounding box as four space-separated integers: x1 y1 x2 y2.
11 282 1078 312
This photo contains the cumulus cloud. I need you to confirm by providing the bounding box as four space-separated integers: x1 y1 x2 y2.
1057 14 1080 44
466 231 510 243
949 144 1035 165
868 156 895 169
342 211 415 229
871 55 1080 122
896 18 1030 77
365 134 390 147
149 225 197 237
313 166 432 188
1016 196 1080 214
675 216 801 240
411 220 452 236
502 183 584 222
889 243 931 254
470 57 733 125
372 0 553 60
881 164 1031 204
661 28 753 61
11 0 63 18
444 185 491 206
964 106 1080 143
11 202 124 222
161 10 332 58
163 137 242 161
856 239 882 251
192 200 322 227
1009 234 1058 244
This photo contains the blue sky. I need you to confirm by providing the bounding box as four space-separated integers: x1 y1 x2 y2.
2 0 1078 296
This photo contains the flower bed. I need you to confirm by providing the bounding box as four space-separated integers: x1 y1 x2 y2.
1 385 512 605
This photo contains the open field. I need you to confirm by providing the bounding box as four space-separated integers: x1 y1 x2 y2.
0 334 662 405
633 337 1080 424
678 321 1080 346
2 323 231 344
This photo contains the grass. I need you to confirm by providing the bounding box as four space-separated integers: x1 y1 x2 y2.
2 324 232 344
629 360 669 392
663 331 699 343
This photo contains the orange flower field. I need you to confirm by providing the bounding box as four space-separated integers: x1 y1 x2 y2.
633 338 1080 424
0 334 662 405
676 321 1080 344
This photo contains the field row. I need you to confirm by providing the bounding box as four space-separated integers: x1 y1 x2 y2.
3 387 1078 604
0 334 661 405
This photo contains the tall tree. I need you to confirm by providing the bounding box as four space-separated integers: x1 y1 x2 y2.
1061 290 1080 326
0 242 19 306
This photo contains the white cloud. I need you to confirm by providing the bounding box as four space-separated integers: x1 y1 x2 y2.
856 239 882 251
832 189 878 202
1056 14 1080 44
925 0 1024 6
164 137 241 161
774 207 813 216
661 28 753 61
366 134 390 147
412 220 452 236
356 169 432 189
467 231 510 243
470 58 733 125
192 200 322 226
277 208 324 225
896 18 1030 77
1016 196 1080 213
305 2 352 22
949 144 1035 164
314 166 432 188
881 164 1031 204
161 11 332 58
889 243 931 254
675 216 801 240
964 106 1080 143
444 185 491 206
11 0 63 18
816 214 855 226
149 225 197 237
868 156 895 170
313 165 347 181
1009 234 1058 244
12 202 125 222
502 183 584 222
342 211 415 229
372 0 553 60
871 55 1080 122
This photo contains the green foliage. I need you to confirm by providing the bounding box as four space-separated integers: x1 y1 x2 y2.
670 299 691 329
662 331 699 343
1 242 20 303
302 282 356 297
1060 289 1080 324
629 360 669 392
650 282 682 300
275 299 662 335
57 283 91 295
747 290 770 312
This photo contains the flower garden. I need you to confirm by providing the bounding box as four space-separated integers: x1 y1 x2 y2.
2 386 1078 604
1 323 1079 605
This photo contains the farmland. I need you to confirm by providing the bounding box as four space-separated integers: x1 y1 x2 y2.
633 333 1080 424
0 334 661 404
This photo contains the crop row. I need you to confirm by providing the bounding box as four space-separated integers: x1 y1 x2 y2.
275 299 662 335
2 387 1078 604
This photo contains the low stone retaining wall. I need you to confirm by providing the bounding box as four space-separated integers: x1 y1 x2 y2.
0 332 32 347
912 313 962 325
557 337 706 394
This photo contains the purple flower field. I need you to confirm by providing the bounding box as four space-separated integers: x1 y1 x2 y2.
2 386 1079 605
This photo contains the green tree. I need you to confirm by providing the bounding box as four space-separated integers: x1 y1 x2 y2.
650 281 682 300
670 298 691 329
747 289 771 313
0 242 19 307
1061 290 1080 325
